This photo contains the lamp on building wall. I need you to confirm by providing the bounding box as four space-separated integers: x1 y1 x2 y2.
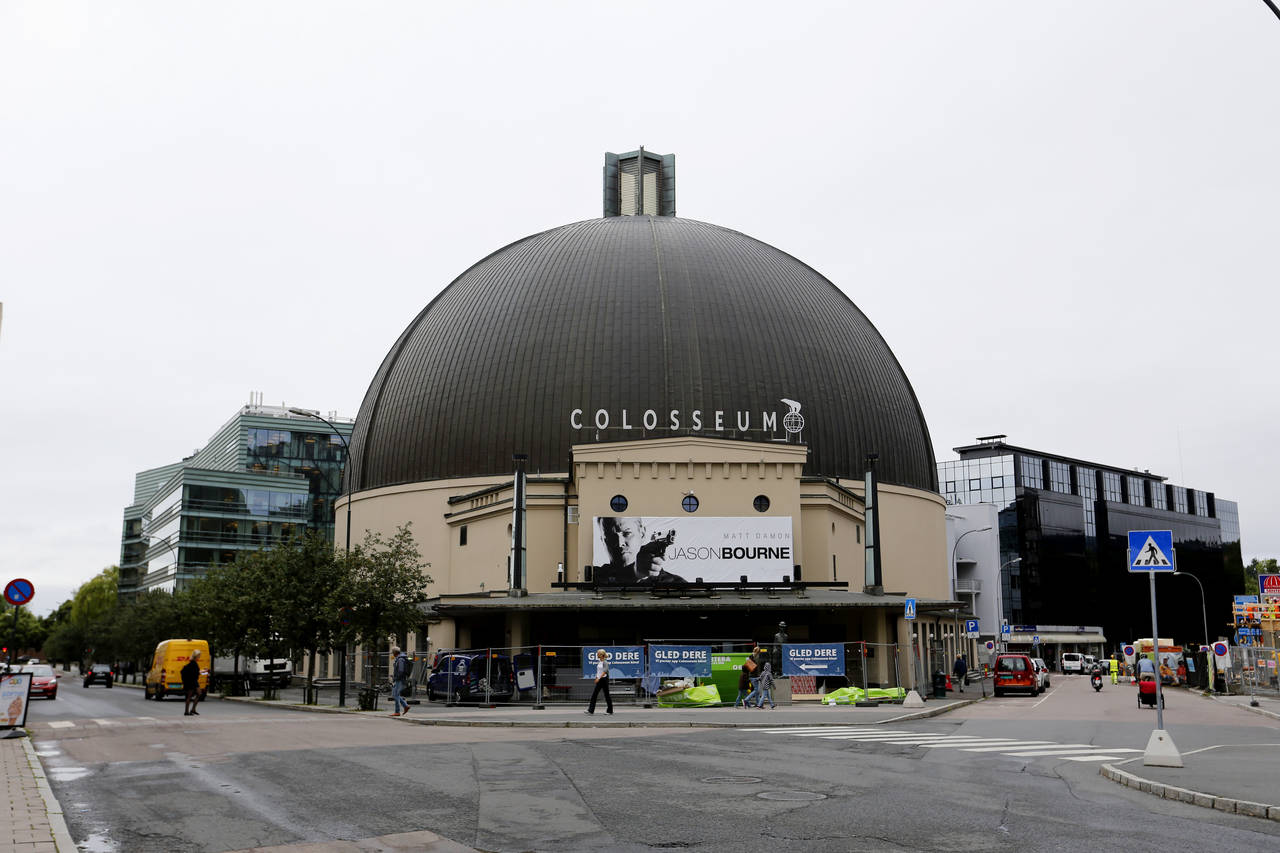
289 407 352 707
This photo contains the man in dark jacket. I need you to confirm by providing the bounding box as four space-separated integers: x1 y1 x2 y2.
182 650 202 716
952 655 968 694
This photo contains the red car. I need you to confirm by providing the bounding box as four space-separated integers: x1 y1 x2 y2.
21 664 59 700
993 653 1039 697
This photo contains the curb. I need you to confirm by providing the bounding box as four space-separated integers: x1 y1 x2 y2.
1099 762 1280 822
217 695 978 727
22 736 78 852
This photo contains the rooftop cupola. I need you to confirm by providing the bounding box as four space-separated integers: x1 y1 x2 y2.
603 147 675 217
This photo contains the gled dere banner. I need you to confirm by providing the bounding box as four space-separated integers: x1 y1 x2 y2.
592 516 794 585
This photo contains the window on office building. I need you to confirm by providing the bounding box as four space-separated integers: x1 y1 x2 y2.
1102 471 1122 502
1126 475 1146 507
1149 483 1167 510
1019 455 1044 489
1192 490 1209 517
1048 461 1070 494
1172 486 1188 513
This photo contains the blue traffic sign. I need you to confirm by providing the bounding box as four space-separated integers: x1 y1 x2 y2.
783 644 846 677
964 619 980 635
904 598 917 620
1000 623 1011 636
1128 530 1175 572
3 578 33 607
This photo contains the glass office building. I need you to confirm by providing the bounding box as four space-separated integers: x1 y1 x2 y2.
938 436 1245 649
119 398 354 598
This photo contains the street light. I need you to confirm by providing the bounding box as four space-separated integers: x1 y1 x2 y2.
288 407 351 707
949 526 992 684
1173 570 1209 649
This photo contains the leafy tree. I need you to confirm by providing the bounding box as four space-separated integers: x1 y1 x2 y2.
108 590 187 680
71 566 119 631
267 531 346 691
1244 557 1277 596
332 524 432 674
1 606 49 661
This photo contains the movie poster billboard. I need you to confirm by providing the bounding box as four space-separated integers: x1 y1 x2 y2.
591 516 793 585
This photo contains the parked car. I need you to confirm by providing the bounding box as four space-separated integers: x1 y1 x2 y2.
1061 652 1085 674
1031 657 1051 689
993 653 1038 697
20 664 59 700
426 652 515 703
83 664 114 688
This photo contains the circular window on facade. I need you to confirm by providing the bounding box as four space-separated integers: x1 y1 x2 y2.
610 494 628 513
753 495 771 513
682 494 700 513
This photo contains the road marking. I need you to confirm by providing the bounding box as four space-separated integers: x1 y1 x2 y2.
1059 755 1133 762
746 727 891 734
960 742 1092 753
999 748 1141 758
1030 686 1057 709
47 721 75 729
93 719 120 726
758 727 1143 761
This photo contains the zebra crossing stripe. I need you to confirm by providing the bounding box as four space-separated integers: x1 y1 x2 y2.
919 740 1049 749
93 719 120 726
47 721 75 729
748 727 899 735
787 729 911 738
995 747 1142 758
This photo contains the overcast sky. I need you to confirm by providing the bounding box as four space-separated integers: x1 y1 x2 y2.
3 2 1277 616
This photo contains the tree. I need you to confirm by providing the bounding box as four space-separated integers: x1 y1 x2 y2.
267 531 347 692
1244 558 1277 596
332 524 432 671
71 566 119 631
108 590 187 680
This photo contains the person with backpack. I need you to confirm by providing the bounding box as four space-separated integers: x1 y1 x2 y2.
753 660 776 709
389 647 411 717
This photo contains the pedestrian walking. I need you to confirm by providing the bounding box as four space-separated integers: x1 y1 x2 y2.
754 661 776 709
734 662 753 708
182 650 202 716
585 648 613 715
389 646 410 716
952 654 967 693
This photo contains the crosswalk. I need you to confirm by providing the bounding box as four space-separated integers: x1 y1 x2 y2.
747 727 1141 762
40 715 309 730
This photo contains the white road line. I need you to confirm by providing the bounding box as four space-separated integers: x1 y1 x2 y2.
877 737 1016 745
93 719 119 726
747 727 898 734
822 733 966 741
802 731 934 740
958 742 1059 752
1000 748 1142 758
1059 755 1134 762
787 729 907 737
47 721 75 729
1030 687 1056 709
919 739 1043 749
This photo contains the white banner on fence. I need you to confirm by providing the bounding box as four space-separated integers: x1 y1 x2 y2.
592 516 794 584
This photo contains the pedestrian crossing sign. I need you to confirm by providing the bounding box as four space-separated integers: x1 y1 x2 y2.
1127 530 1174 573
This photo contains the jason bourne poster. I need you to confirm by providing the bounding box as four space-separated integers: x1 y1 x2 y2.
592 516 793 585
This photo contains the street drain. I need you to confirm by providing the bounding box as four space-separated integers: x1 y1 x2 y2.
757 790 826 801
700 776 762 784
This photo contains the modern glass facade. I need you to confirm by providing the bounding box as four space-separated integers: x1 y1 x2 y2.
119 402 353 598
940 438 1245 648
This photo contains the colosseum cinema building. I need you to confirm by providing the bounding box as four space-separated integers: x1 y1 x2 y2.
338 150 961 689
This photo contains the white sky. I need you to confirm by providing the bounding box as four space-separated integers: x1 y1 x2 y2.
3 2 1277 616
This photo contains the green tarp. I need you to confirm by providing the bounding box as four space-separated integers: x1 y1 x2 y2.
656 684 722 707
820 686 906 705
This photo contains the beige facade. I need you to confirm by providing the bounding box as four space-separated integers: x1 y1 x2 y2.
335 436 965 689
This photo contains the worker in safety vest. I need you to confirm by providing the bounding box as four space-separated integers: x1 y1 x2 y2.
1108 656 1119 685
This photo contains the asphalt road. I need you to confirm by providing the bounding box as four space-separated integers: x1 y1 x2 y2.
27 674 1280 852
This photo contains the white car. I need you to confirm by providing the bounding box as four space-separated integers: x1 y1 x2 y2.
1031 657 1051 688
1061 653 1084 674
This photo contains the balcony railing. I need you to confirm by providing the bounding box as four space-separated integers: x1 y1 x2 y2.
955 578 983 594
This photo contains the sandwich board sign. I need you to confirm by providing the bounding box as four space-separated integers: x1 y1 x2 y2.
1127 530 1174 572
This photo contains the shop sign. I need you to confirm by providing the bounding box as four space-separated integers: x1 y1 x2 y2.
783 644 846 677
569 398 805 436
1260 575 1280 598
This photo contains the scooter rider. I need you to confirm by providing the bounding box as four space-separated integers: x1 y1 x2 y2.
1090 660 1105 692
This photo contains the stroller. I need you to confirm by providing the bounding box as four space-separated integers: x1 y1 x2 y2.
1137 676 1163 709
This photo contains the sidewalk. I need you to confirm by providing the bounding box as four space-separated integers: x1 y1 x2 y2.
0 735 75 852
1100 689 1280 822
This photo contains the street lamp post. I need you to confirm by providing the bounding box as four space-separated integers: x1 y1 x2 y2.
1172 570 1209 649
997 557 1021 652
949 526 991 690
289 407 351 707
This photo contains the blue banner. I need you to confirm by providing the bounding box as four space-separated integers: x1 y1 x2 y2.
580 646 645 679
648 645 712 678
783 643 845 677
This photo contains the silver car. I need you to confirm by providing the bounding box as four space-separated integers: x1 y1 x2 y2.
1031 657 1051 688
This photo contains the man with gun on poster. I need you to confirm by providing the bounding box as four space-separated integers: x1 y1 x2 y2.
594 517 686 585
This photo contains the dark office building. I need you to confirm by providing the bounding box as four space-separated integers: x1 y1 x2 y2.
939 436 1244 650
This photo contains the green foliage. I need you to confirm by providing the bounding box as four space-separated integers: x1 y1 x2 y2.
1 606 49 659
332 524 432 648
71 566 119 631
1244 557 1277 596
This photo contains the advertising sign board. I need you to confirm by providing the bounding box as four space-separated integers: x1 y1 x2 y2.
579 646 645 679
782 644 845 677
647 646 712 678
592 517 793 584
0 673 32 728
1261 574 1280 598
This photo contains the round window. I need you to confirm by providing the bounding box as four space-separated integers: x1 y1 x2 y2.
753 495 771 513
610 494 628 513
682 494 700 513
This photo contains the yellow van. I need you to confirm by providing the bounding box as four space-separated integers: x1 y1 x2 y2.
145 639 210 701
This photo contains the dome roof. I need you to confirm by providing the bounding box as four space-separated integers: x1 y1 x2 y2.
348 216 936 492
